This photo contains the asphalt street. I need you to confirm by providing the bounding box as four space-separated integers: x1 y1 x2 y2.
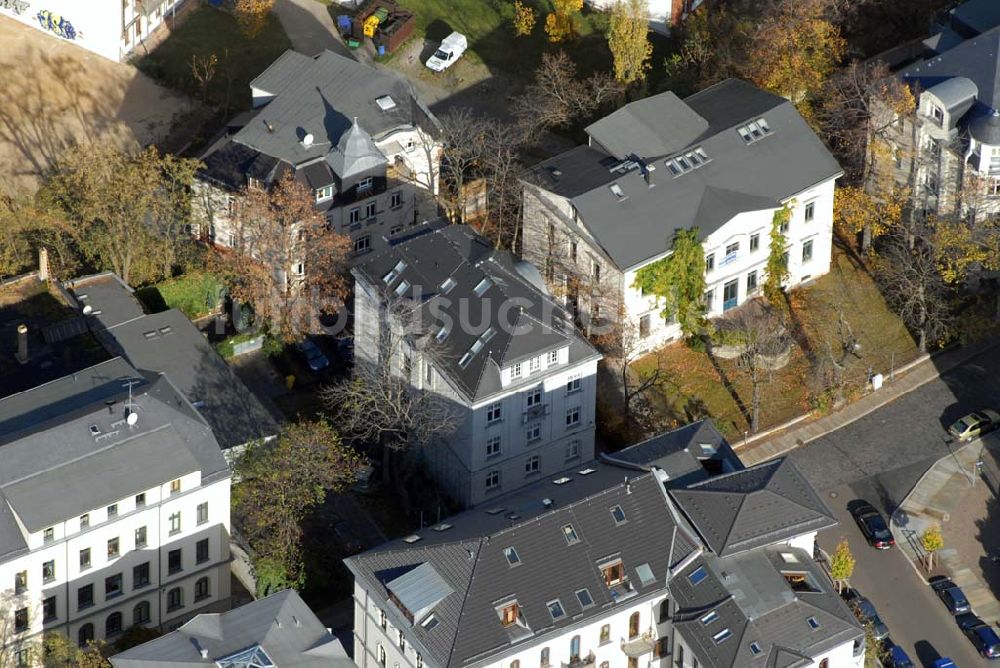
789 348 1000 666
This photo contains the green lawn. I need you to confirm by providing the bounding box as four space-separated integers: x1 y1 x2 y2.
136 271 224 320
634 241 920 439
135 4 292 111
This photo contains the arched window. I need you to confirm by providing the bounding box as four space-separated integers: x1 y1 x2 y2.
540 648 550 667
167 587 184 612
195 577 210 601
78 623 94 647
819 660 829 668
105 611 123 637
659 598 671 623
511 661 520 668
628 611 640 639
134 601 151 625
569 636 580 661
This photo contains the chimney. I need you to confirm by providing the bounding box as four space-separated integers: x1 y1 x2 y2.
200 649 209 659
15 324 28 364
643 163 656 188
38 247 49 281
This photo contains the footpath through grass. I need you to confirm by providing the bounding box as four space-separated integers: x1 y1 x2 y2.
634 243 919 439
135 4 292 111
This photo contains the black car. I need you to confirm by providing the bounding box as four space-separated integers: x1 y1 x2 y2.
848 596 890 641
931 577 972 615
958 613 1000 659
848 500 895 549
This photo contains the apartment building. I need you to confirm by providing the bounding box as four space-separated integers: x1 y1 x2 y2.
0 0 183 62
346 422 864 668
878 2 1000 222
111 589 354 668
352 224 602 508
195 49 443 265
584 0 702 33
521 79 842 353
0 357 232 665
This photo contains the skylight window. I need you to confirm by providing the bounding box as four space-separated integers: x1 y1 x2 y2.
485 507 506 515
807 617 820 630
610 505 627 525
435 324 450 342
700 611 719 625
458 352 474 368
376 95 397 111
403 535 421 544
688 566 708 585
547 599 566 621
636 563 655 587
440 277 457 294
383 260 407 285
433 523 453 532
737 117 773 144
562 525 580 545
474 278 492 296
578 468 596 476
576 589 594 609
421 614 440 630
394 280 411 297
667 161 681 176
504 547 521 566
713 629 732 645
552 477 572 485
609 183 626 200
749 642 762 656
780 552 799 563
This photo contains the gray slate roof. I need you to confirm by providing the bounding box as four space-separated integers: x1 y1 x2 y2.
669 458 836 557
526 80 842 270
604 419 738 486
111 589 353 668
0 363 229 560
353 225 601 403
950 0 1000 36
899 27 1000 110
67 275 278 450
346 470 699 668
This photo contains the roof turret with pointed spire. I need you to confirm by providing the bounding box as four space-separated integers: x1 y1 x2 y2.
326 116 387 179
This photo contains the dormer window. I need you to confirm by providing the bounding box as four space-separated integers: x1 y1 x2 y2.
358 177 374 193
316 185 334 202
930 104 944 123
737 118 773 144
601 559 625 586
500 602 520 627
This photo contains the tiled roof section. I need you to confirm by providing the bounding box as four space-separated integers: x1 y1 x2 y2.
110 589 353 668
605 419 733 485
669 458 836 557
353 225 600 403
346 473 699 668
524 79 842 270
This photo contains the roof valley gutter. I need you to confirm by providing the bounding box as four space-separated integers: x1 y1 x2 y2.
445 537 486 668
651 472 705 571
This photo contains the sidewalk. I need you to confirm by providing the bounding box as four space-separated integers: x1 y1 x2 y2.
737 338 999 466
890 438 1000 623
272 0 353 58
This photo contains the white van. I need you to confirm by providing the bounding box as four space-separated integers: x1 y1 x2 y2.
425 32 468 72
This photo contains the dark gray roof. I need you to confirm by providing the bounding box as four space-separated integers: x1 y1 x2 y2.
67 274 145 329
604 420 738 486
669 458 836 557
526 80 842 269
200 140 282 191
347 470 699 668
670 547 862 668
327 117 388 179
353 225 600 403
111 589 353 668
104 309 279 450
585 91 709 160
950 0 1000 36
970 108 1000 143
0 365 229 560
899 27 1000 110
237 50 435 168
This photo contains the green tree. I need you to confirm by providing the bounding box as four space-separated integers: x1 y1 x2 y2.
632 227 707 338
607 0 653 85
921 524 944 571
863 622 889 668
763 204 791 309
233 420 362 591
829 539 855 593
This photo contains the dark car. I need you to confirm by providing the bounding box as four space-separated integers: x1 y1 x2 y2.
931 577 972 615
297 339 330 372
849 500 895 549
849 596 889 641
958 613 1000 659
885 643 915 668
932 659 956 668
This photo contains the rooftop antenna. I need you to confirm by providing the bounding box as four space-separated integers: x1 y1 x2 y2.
124 379 140 426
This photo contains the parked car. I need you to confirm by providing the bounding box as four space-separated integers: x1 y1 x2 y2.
297 339 330 372
932 659 956 668
957 613 1000 659
425 32 468 72
931 577 972 615
848 500 895 549
885 644 915 668
947 409 1000 441
848 596 890 641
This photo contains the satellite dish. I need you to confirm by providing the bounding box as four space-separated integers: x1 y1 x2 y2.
302 133 314 147
82 304 93 315
126 412 139 426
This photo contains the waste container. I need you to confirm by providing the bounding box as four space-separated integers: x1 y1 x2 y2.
377 44 386 56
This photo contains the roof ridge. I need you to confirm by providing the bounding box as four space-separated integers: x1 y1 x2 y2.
445 536 487 668
684 457 782 490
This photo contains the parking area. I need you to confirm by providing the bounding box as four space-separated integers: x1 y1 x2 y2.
0 16 194 193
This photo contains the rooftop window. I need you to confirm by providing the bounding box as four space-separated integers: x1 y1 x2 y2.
376 95 397 111
749 642 762 655
665 147 710 176
402 534 421 543
552 477 572 485
562 525 580 545
701 611 719 625
807 617 820 630
547 599 566 621
436 324 450 342
782 571 821 593
610 505 627 525
576 589 594 609
609 183 626 200
601 560 625 587
394 280 411 297
421 614 440 630
636 563 655 587
737 118 773 144
499 601 520 627
504 547 521 566
474 278 492 296
688 566 708 585
578 468 596 475
780 552 799 563
433 523 453 532
712 629 732 645
383 260 407 285
440 277 457 294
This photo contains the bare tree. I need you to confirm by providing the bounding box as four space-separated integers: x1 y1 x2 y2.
480 120 525 250
814 303 862 407
437 109 488 223
875 231 952 352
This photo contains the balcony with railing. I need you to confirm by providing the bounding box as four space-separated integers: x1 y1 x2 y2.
562 652 596 668
621 633 656 658
723 297 738 311
718 251 739 268
521 403 550 423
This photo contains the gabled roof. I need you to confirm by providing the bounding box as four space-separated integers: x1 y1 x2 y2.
603 419 738 486
669 458 836 557
110 589 353 668
352 225 600 403
346 471 699 668
525 80 842 270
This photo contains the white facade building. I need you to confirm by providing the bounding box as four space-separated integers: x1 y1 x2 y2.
346 437 864 668
352 225 602 508
0 358 232 665
0 0 183 62
522 79 842 354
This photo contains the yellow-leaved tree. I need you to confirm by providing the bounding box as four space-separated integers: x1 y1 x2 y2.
834 184 907 252
512 0 537 37
545 0 583 42
234 0 275 39
608 0 653 85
